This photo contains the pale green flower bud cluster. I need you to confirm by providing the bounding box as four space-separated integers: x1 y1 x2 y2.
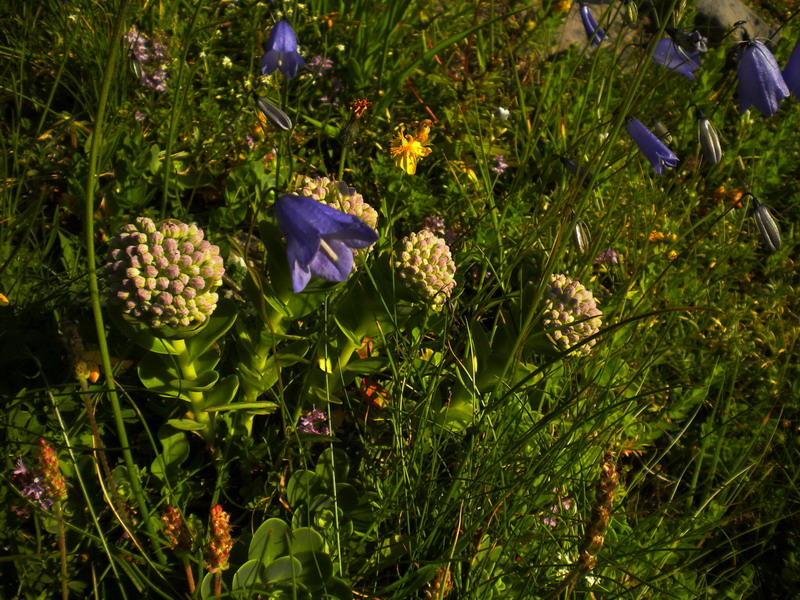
396 229 456 310
543 274 602 356
104 217 225 328
295 175 333 201
294 175 379 229
327 181 378 229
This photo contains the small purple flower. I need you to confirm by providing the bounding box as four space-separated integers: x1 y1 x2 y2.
261 20 306 79
652 38 701 81
625 118 679 175
307 55 333 76
421 215 446 236
11 458 53 515
579 3 605 47
125 26 149 62
275 195 378 293
594 247 620 265
141 69 168 93
492 155 508 175
782 38 800 97
134 110 147 122
298 408 330 435
737 39 789 116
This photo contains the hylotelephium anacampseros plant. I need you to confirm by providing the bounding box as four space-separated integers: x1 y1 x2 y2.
542 274 603 357
105 218 237 447
105 217 224 328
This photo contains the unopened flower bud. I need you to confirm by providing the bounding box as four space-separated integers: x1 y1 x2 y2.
396 230 457 310
623 0 638 25
750 195 781 252
573 219 591 255
254 93 293 131
543 274 602 356
104 217 224 328
696 109 723 165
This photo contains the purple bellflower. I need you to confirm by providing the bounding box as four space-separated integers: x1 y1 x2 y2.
275 195 378 293
782 38 800 97
579 3 605 47
625 118 679 175
652 38 702 80
261 20 306 79
737 38 789 116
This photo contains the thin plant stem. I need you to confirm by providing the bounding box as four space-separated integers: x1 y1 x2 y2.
81 0 164 561
54 501 68 600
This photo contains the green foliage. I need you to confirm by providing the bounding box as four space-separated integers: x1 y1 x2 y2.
2 0 800 598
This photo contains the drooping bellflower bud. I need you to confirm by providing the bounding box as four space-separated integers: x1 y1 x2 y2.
749 195 781 252
573 219 591 255
254 94 293 131
696 108 723 165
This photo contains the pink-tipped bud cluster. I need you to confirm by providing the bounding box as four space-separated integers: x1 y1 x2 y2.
162 505 195 552
293 175 379 229
204 504 233 573
104 217 224 328
38 439 67 501
396 229 457 310
543 274 602 356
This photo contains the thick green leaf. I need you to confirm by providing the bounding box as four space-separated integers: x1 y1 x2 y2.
203 374 240 408
323 576 353 600
186 299 237 360
204 401 279 415
165 418 208 431
138 353 220 399
333 484 360 513
341 357 389 376
288 527 325 554
232 559 263 591
249 518 290 564
107 308 177 354
193 346 222 374
287 470 324 508
316 448 350 481
150 427 189 482
264 556 303 583
199 572 215 599
291 550 333 591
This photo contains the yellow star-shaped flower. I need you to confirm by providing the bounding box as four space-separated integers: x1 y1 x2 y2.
390 120 433 175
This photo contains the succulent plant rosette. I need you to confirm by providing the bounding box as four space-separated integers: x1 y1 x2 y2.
104 217 238 445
